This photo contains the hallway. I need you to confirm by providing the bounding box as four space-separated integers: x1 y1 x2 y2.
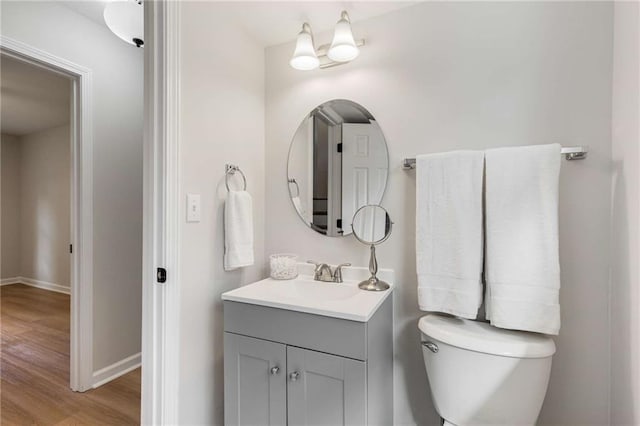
1 284 140 424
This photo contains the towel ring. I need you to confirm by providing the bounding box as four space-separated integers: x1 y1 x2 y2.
288 178 300 198
225 164 247 191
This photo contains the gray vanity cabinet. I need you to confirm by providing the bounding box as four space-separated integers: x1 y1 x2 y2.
287 346 366 425
224 334 367 426
223 296 393 426
223 333 287 426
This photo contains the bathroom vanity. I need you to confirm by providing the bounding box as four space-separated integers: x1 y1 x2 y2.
222 265 394 426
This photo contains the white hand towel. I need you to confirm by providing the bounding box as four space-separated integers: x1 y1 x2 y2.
416 151 484 319
224 190 254 271
485 143 561 335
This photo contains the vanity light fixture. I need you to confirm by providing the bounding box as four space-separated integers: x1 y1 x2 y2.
327 11 359 62
104 0 144 48
290 23 320 71
290 11 365 71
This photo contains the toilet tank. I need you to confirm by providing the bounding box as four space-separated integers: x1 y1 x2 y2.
419 314 556 426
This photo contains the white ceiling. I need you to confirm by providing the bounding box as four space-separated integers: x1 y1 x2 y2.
59 0 110 27
1 55 71 136
207 2 420 47
61 0 419 48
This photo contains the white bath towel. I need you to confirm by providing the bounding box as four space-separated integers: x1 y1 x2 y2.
485 144 561 335
224 190 254 271
416 151 484 319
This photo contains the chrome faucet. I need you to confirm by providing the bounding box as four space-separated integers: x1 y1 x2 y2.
307 261 352 283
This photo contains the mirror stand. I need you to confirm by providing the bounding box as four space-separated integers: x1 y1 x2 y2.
358 244 390 291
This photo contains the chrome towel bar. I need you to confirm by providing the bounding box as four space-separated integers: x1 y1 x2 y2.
401 146 588 170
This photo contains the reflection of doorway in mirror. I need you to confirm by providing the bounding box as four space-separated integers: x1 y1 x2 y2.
342 121 388 229
312 115 330 234
328 124 342 236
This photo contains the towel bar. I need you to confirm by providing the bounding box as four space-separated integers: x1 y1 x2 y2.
401 146 588 170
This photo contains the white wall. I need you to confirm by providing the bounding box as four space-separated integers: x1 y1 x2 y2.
177 3 265 424
265 3 613 425
610 2 640 425
1 133 22 278
1 1 143 371
19 125 71 287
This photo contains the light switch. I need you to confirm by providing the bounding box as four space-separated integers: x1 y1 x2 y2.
186 193 201 222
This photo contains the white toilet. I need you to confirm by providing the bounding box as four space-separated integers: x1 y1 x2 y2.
419 313 556 426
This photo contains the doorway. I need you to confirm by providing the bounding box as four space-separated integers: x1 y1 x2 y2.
1 36 94 393
0 35 141 423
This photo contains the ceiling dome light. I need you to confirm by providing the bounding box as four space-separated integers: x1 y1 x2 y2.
290 23 319 71
327 11 359 63
104 0 144 48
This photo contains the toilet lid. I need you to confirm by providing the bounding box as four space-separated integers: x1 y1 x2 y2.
419 314 556 358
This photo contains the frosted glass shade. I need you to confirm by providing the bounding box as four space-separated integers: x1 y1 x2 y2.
327 11 359 62
104 0 144 47
290 23 319 71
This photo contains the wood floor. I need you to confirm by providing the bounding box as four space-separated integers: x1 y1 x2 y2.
1 284 140 425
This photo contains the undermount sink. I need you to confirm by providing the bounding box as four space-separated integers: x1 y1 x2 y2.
221 264 394 322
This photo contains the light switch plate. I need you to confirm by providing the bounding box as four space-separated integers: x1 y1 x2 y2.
186 193 201 222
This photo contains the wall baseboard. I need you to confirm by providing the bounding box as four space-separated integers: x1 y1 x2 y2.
92 352 141 388
1 277 71 294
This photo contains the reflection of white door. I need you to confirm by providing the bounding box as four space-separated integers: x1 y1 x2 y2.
354 206 387 243
341 122 387 229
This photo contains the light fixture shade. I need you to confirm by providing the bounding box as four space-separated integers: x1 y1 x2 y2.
328 11 359 62
290 23 319 71
104 0 144 47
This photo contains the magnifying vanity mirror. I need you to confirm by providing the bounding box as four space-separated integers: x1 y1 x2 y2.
351 204 392 291
287 99 389 237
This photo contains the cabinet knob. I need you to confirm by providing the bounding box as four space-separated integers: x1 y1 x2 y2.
289 371 300 381
270 366 280 375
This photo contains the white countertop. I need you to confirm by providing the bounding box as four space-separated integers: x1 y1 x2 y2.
221 264 394 322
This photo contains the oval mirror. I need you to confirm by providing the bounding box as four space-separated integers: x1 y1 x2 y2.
287 100 389 237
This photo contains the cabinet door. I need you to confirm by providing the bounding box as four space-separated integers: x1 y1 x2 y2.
287 346 367 426
224 333 287 426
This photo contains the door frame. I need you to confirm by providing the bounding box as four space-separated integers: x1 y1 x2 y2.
1 2 184 415
141 1 181 424
0 36 94 392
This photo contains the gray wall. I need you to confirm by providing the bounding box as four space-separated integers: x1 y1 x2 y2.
19 125 71 287
1 133 21 278
177 3 266 424
1 126 71 286
265 3 613 425
0 1 143 371
610 2 640 425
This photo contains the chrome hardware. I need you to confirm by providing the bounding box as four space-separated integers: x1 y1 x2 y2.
332 263 351 283
402 146 589 170
270 366 280 375
307 260 352 283
307 261 335 282
562 146 588 160
422 341 439 353
289 371 300 381
225 164 247 191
